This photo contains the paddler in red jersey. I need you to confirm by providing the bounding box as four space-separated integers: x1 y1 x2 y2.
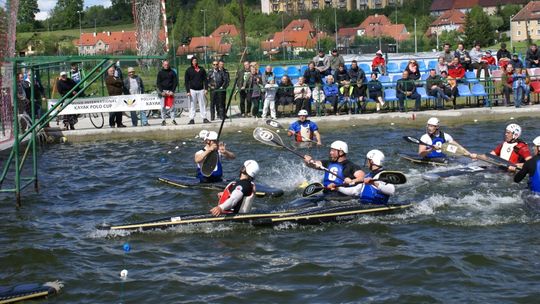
471 123 532 171
210 160 259 216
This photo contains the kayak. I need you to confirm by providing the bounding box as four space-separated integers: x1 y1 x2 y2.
252 202 413 227
398 152 448 166
0 281 63 304
157 175 284 197
97 209 295 231
422 164 492 181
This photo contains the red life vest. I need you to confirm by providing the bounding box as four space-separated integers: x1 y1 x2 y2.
493 141 531 164
218 181 256 214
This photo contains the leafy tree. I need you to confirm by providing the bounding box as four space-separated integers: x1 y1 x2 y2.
498 4 522 32
463 6 494 47
17 0 39 31
109 0 133 23
49 0 84 29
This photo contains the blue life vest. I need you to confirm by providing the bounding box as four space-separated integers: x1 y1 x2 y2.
323 162 345 187
427 131 447 158
529 159 540 193
359 170 390 205
196 151 223 181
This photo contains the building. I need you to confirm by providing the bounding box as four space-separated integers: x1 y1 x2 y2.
74 30 166 55
337 14 409 49
261 19 325 56
511 1 540 43
176 24 239 57
426 9 466 37
430 0 528 16
261 0 402 14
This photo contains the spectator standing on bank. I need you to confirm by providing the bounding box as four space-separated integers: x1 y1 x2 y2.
276 75 294 117
56 72 79 130
470 43 490 79
313 49 330 76
441 43 454 64
262 77 278 120
236 61 251 117
371 50 386 75
208 60 230 121
261 65 274 85
329 49 345 75
105 66 126 128
156 60 178 125
70 63 84 84
185 57 210 125
526 44 540 68
124 67 146 127
245 65 263 118
23 70 45 119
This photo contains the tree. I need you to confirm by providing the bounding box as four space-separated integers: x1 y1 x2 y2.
17 0 39 31
49 0 84 29
464 6 494 47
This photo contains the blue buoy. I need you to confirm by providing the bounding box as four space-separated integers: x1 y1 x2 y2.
160 157 167 163
123 243 131 253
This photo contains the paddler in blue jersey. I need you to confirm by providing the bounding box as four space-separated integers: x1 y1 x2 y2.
514 136 540 194
288 109 322 146
418 117 454 159
303 140 363 190
210 160 259 216
335 150 395 204
194 131 236 183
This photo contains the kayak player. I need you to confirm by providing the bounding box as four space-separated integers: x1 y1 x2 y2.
333 150 395 204
288 109 322 146
418 117 454 159
513 136 540 194
210 160 259 216
471 123 531 171
194 131 236 183
303 141 363 190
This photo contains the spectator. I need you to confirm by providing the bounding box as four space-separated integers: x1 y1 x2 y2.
246 65 263 118
313 49 330 76
207 61 220 120
510 53 524 69
482 51 496 69
372 50 386 75
367 73 385 112
441 43 454 64
236 61 251 117
312 84 325 115
23 70 45 119
105 66 126 128
447 57 465 82
123 67 146 126
338 80 357 114
354 75 367 113
156 60 179 125
303 61 322 89
396 70 421 112
208 60 230 121
16 73 28 117
512 67 530 108
323 75 339 115
261 65 274 85
426 69 450 110
334 63 350 87
405 60 421 82
348 60 366 84
293 77 311 115
526 44 540 68
435 56 448 75
470 43 490 79
329 49 345 75
454 43 471 71
501 64 514 106
55 72 79 130
497 43 512 68
441 71 458 109
185 57 210 125
70 62 84 84
262 77 278 120
276 75 294 117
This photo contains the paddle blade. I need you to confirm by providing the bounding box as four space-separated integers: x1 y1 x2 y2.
201 150 219 177
403 136 422 145
376 171 407 184
253 127 286 148
302 182 325 197
442 141 471 157
266 119 284 130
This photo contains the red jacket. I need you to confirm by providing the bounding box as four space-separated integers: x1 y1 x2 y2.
447 63 465 79
372 56 385 68
482 55 496 65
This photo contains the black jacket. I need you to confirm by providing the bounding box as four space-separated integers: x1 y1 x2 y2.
56 78 77 97
208 68 230 90
303 68 322 88
185 65 208 91
156 68 178 93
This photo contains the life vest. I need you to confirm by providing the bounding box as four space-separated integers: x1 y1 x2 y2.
497 140 528 164
218 181 256 214
529 159 540 194
323 162 345 187
359 170 390 205
296 122 313 142
196 150 223 180
426 131 447 158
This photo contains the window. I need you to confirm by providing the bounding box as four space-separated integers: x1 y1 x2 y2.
518 30 521 36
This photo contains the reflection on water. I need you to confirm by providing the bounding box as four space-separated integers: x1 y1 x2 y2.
1 118 540 302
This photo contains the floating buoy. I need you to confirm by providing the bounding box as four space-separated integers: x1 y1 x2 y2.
123 243 131 252
175 146 179 149
60 136 67 143
391 122 395 126
167 151 172 154
510 117 514 120
120 269 128 278
182 142 186 145
474 119 478 123
238 130 242 133
160 157 167 163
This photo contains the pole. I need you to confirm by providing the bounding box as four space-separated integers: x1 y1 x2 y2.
395 3 399 53
201 9 207 67
334 8 338 49
281 13 285 61
414 18 417 54
77 11 82 55
510 15 514 51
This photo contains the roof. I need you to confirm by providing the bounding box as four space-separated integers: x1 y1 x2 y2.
430 0 453 11
284 19 315 32
261 30 319 51
74 30 166 52
430 10 466 27
479 0 527 6
512 1 540 22
359 14 391 28
362 24 410 42
453 0 479 9
210 24 239 37
431 0 525 11
338 27 359 39
176 35 233 55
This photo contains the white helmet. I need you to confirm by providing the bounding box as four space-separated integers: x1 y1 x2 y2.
506 123 521 140
205 131 218 141
427 117 439 127
243 160 259 178
298 109 309 116
366 149 385 166
198 129 209 140
533 136 540 146
330 140 348 154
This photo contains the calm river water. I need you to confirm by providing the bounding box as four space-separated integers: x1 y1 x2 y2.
1 117 539 303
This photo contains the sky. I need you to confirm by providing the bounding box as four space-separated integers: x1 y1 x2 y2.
36 0 112 20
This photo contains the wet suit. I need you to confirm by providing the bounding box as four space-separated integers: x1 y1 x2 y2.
514 154 540 194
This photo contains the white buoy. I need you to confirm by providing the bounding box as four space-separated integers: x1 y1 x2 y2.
60 136 67 143
238 130 242 133
175 146 179 149
182 142 186 145
120 269 128 278
276 130 280 133
167 151 172 154
510 117 514 120
390 123 395 126
474 119 478 123
352 125 356 127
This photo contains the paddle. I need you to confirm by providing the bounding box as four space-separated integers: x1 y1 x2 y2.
265 119 320 145
302 182 325 197
201 47 248 176
403 136 438 149
441 141 519 170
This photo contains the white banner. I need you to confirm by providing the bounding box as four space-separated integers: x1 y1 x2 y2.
48 93 190 115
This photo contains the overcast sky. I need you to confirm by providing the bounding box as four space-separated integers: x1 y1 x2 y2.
36 0 112 20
